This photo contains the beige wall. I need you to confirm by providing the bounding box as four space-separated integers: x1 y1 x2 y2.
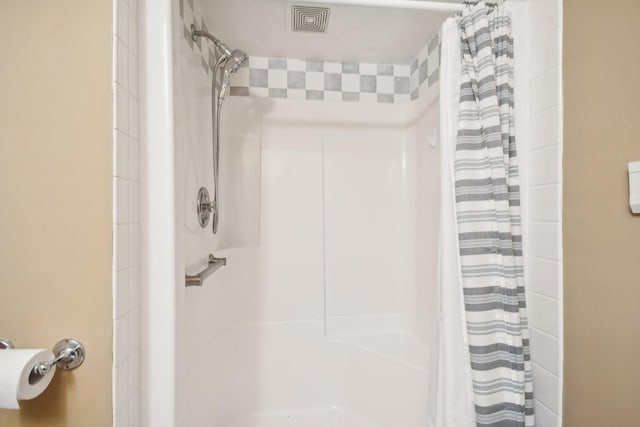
563 1 640 426
0 1 113 426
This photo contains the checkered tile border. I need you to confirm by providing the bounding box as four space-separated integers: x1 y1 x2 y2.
409 32 441 100
180 0 440 104
229 59 411 103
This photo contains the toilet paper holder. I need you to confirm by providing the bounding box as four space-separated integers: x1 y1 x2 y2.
0 338 85 383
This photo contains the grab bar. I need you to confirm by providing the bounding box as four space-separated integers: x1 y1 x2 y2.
185 254 227 286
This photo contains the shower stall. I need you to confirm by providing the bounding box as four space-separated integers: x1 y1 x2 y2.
139 0 547 426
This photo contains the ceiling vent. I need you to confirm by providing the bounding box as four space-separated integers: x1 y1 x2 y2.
291 5 330 33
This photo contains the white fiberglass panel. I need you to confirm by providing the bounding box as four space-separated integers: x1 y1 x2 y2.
178 24 261 279
257 125 325 322
323 129 415 330
181 95 262 275
226 406 380 427
172 93 441 427
413 96 441 334
209 321 431 427
217 97 262 250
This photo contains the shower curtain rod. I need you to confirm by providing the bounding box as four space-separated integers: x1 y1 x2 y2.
293 0 500 12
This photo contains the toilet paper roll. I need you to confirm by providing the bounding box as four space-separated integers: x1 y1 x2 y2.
0 349 56 409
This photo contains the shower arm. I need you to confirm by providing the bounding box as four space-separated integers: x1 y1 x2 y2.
191 25 232 58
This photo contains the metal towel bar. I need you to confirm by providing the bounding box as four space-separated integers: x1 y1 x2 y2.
185 254 227 286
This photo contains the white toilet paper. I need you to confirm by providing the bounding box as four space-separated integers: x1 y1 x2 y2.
0 349 56 409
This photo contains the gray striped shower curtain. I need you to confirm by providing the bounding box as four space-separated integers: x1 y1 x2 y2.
454 3 534 426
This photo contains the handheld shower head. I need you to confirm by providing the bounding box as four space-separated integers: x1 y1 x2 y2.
227 49 249 74
189 25 248 235
191 25 248 101
218 49 248 102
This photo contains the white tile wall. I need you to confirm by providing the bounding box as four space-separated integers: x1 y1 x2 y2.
113 0 141 425
528 293 561 337
529 328 561 376
529 185 562 222
532 362 562 415
530 106 562 150
528 257 562 300
529 146 562 186
526 0 564 425
529 222 562 261
535 399 562 427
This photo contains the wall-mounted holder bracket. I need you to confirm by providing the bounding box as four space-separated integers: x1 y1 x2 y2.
0 339 14 349
0 338 86 384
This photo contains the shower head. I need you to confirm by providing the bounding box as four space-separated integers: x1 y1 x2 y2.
226 49 249 74
217 50 248 103
190 25 248 103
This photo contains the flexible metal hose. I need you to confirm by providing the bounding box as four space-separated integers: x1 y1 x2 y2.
211 55 227 234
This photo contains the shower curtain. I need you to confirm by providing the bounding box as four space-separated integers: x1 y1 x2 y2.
438 2 534 426
436 16 476 427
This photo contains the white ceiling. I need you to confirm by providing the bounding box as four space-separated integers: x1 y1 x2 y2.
199 0 456 65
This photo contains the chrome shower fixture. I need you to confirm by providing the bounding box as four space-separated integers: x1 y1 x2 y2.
191 25 232 57
219 49 248 102
190 25 248 74
190 24 248 103
190 25 248 235
225 48 249 74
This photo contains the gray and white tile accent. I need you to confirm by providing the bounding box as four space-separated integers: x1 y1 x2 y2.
230 58 411 103
179 0 441 105
409 31 441 100
180 0 219 77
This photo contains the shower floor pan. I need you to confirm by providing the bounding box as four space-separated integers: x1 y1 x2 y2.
210 321 432 427
226 406 381 427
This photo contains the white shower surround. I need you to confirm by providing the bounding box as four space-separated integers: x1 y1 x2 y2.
137 0 564 426
175 89 442 427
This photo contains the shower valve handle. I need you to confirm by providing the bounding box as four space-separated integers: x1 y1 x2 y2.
202 201 216 213
196 187 216 229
